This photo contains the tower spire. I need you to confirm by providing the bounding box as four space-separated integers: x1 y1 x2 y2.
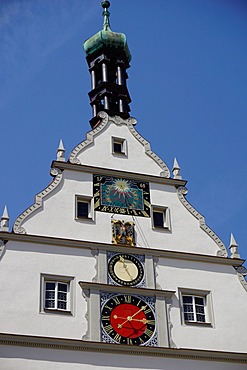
83 1 132 128
102 1 111 31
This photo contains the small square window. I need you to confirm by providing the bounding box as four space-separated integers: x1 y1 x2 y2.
41 275 74 315
179 289 213 326
152 207 170 229
77 201 89 218
112 137 127 155
76 196 93 220
114 142 122 153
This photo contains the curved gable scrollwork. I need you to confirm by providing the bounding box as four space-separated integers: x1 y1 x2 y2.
13 168 63 234
69 112 170 178
69 112 109 164
0 239 5 260
177 186 228 257
236 266 247 292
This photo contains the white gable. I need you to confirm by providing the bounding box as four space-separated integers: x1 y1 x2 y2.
69 112 170 178
12 111 228 258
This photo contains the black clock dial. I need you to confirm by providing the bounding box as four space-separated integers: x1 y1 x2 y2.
108 254 144 286
93 175 151 217
101 294 156 346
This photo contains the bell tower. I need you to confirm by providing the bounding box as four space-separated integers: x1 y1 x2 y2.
83 1 132 128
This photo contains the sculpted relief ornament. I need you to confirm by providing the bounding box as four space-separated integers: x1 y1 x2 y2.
112 220 136 246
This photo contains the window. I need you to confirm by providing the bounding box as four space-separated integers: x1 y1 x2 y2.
41 275 74 314
182 295 206 323
152 206 170 229
112 137 127 155
45 281 68 310
179 289 213 326
76 196 93 220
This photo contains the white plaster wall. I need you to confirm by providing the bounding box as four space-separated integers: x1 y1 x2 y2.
1 240 246 353
157 258 247 353
75 121 165 176
1 346 246 370
20 170 220 256
0 241 94 339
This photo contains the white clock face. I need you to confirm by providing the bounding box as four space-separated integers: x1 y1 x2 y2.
108 253 144 286
114 258 139 282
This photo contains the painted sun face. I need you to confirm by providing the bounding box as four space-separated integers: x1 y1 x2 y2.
112 179 131 194
93 175 151 217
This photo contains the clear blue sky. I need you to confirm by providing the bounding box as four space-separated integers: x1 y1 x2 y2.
0 0 247 264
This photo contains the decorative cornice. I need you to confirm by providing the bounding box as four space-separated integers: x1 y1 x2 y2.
69 112 170 178
0 232 244 267
0 333 247 363
13 168 63 234
52 160 186 187
79 281 175 298
177 187 228 257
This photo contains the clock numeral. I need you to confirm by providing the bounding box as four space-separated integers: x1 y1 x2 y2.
136 299 142 307
139 337 145 344
124 295 131 304
113 296 120 305
96 176 103 182
127 337 133 345
144 199 150 207
113 333 122 343
104 324 114 335
94 199 100 209
104 304 113 311
101 315 110 321
147 320 155 326
142 211 149 217
143 190 150 195
144 307 152 315
144 328 154 338
94 190 100 197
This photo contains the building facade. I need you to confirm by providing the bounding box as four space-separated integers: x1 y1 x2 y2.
0 2 247 369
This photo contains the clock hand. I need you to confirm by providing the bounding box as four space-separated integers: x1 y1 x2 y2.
114 315 151 324
129 318 154 324
118 306 147 328
119 257 134 280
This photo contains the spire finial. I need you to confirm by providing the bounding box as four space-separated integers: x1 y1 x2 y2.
172 157 182 180
101 1 111 31
0 205 9 232
229 233 240 259
56 139 65 162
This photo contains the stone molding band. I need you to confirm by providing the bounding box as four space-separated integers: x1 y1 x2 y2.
0 333 247 363
0 232 244 267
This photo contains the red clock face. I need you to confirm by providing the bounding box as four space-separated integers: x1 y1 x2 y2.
101 294 156 345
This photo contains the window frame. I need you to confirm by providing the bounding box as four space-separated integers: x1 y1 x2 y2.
151 206 171 230
75 195 94 221
112 137 127 156
40 274 74 315
178 288 214 327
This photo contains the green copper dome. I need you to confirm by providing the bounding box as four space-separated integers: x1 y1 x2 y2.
83 1 131 62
